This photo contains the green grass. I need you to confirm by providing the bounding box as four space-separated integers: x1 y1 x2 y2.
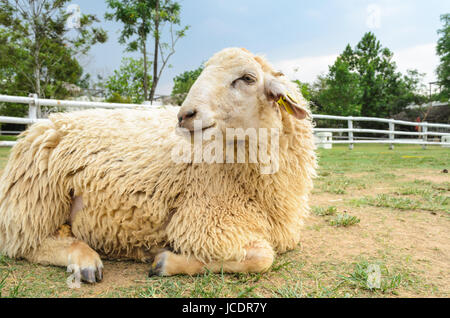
352 193 449 213
317 144 450 174
312 206 337 216
329 213 361 227
272 282 304 297
339 259 413 295
312 206 360 227
319 176 367 194
0 135 18 142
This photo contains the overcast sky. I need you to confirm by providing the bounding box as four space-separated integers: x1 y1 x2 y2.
74 0 449 95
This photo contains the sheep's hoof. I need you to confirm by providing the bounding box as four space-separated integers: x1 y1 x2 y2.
81 266 103 283
67 241 104 285
148 251 168 277
67 262 103 288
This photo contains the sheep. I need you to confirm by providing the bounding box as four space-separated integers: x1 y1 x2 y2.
0 48 317 284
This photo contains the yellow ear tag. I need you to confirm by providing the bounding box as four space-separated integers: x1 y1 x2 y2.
277 96 294 115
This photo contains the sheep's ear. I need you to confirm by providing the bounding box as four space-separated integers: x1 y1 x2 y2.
264 77 310 120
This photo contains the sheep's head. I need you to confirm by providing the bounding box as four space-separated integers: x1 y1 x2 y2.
177 47 310 138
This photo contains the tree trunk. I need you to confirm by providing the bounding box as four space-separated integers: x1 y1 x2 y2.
142 39 148 101
149 0 160 104
34 29 42 117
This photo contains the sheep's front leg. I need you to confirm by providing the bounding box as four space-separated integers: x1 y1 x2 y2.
24 225 103 284
148 241 274 276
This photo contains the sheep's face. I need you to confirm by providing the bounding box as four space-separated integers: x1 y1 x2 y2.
177 48 309 138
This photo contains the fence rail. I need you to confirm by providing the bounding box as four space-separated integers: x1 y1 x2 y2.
1 94 450 148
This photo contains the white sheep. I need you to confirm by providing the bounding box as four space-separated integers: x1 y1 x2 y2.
0 48 317 283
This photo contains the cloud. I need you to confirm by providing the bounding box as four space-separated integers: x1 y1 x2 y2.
273 54 339 83
392 43 438 84
273 43 439 85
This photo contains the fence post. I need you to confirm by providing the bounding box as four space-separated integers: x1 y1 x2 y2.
389 120 395 150
348 117 354 150
422 123 428 150
28 93 38 123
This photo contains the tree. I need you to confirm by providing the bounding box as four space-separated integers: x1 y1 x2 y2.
348 32 405 119
293 80 312 102
171 65 203 105
395 69 427 112
0 0 107 117
105 57 152 104
105 0 153 101
149 0 188 103
0 0 107 97
315 57 362 117
436 13 450 101
309 32 428 131
317 33 425 121
105 0 188 102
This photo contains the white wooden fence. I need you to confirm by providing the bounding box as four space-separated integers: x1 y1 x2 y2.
1 94 450 149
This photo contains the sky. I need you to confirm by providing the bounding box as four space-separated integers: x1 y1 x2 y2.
73 0 450 95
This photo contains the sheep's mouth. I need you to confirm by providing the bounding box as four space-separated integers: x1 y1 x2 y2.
175 123 217 138
190 123 216 133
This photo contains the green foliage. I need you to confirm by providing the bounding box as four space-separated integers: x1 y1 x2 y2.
105 0 186 51
313 33 426 121
105 0 189 102
436 14 450 101
105 93 132 104
105 57 152 104
315 56 363 116
171 65 204 105
105 0 154 51
293 80 312 102
0 0 107 116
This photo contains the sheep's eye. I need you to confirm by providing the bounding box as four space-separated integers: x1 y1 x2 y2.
240 74 256 84
232 74 256 87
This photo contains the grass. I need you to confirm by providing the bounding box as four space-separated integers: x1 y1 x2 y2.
312 206 337 216
0 135 18 142
319 176 367 194
329 213 361 227
0 144 449 298
352 192 449 213
317 144 449 174
0 147 10 170
339 259 413 295
312 206 360 227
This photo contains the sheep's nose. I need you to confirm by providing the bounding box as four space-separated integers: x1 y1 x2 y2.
178 109 197 123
